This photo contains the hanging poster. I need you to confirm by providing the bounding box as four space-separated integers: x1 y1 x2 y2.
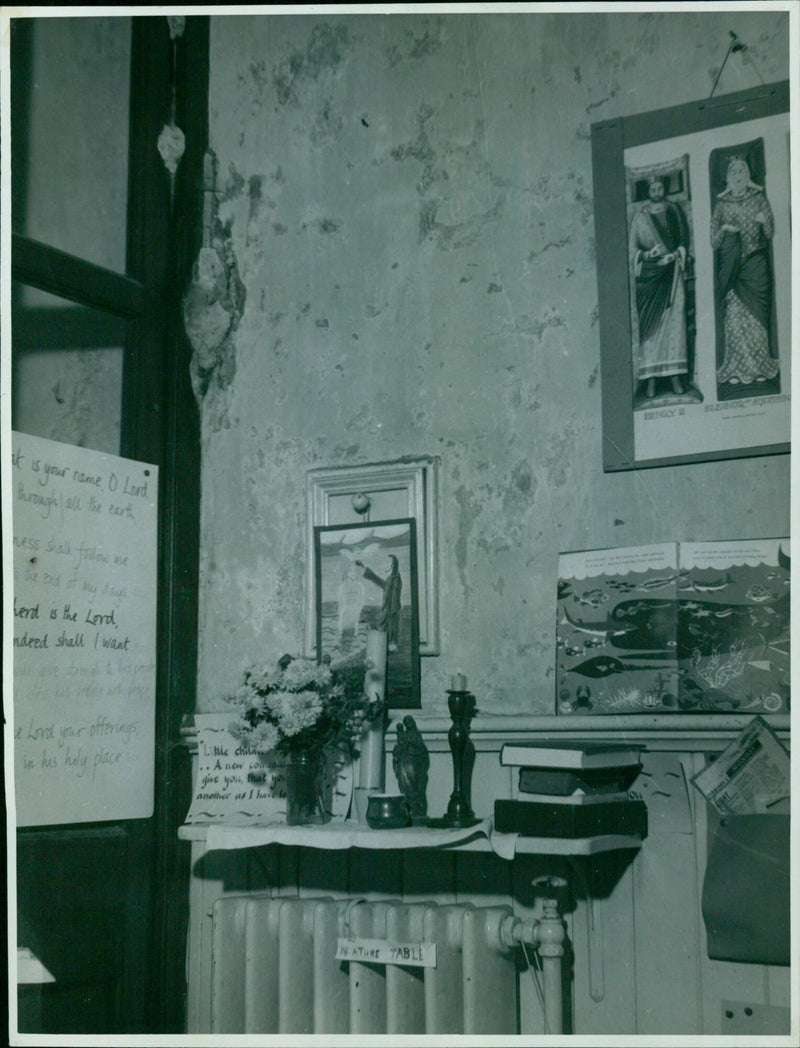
11 432 158 825
556 538 790 715
592 80 790 470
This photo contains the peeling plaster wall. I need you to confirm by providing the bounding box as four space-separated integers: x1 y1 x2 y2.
197 11 790 714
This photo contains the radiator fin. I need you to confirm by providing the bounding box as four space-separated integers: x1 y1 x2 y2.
463 905 519 1034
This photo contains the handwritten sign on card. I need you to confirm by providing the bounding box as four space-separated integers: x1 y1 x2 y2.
185 714 288 825
11 432 158 826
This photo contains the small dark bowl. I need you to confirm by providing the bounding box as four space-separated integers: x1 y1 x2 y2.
366 793 410 829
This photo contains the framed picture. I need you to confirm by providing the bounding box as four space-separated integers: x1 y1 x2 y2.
305 457 438 655
314 517 421 708
592 80 790 471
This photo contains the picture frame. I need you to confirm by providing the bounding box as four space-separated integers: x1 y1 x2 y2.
305 457 439 656
592 80 790 471
314 517 421 709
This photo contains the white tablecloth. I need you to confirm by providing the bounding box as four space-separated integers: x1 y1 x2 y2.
201 816 520 859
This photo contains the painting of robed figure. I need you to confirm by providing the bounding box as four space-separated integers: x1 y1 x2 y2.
709 139 780 401
626 155 702 410
593 80 789 470
314 517 421 708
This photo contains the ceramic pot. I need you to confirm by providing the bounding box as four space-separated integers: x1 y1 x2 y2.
365 793 410 829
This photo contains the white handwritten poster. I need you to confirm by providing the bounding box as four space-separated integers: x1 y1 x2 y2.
11 432 158 826
185 714 288 825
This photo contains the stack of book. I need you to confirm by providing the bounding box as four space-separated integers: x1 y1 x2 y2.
494 742 648 838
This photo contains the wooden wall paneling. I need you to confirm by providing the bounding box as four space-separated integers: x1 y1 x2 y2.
400 849 457 903
16 828 127 1033
467 748 511 823
630 751 702 1034
185 842 250 1033
246 845 282 895
453 851 512 908
631 831 702 1033
298 847 350 898
244 844 278 895
185 842 210 1033
348 848 403 899
569 852 638 1035
689 752 773 1033
765 965 792 1008
271 845 300 897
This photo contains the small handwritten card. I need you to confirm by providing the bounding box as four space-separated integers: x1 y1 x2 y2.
185 713 287 825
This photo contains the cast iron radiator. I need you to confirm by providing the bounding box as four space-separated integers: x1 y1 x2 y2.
210 895 564 1034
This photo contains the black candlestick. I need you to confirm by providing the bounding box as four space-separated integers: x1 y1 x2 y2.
429 689 479 828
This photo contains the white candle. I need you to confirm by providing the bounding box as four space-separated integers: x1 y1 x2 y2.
450 672 467 691
359 630 387 789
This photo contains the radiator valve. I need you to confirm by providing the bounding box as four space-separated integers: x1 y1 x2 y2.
500 914 539 948
499 908 565 958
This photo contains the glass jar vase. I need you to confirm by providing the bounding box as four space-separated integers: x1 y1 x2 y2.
285 750 326 826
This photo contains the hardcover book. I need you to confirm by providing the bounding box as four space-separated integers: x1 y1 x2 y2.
501 741 642 769
518 766 641 796
514 789 631 806
494 798 648 838
556 539 790 715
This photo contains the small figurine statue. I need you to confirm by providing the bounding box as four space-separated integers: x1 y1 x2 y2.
392 715 430 825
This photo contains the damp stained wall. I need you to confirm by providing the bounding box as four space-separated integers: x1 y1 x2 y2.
197 10 791 715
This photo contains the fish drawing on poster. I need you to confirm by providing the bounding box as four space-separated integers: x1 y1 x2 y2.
11 432 158 826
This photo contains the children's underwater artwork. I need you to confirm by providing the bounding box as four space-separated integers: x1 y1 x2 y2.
556 539 790 715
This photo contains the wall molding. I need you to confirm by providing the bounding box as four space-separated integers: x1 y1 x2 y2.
392 713 790 753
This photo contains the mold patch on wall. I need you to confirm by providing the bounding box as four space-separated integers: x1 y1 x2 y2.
272 23 352 106
384 20 444 68
392 105 504 249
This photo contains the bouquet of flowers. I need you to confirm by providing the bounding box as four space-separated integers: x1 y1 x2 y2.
226 652 382 757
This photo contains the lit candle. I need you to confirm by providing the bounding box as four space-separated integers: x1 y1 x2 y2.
450 672 467 692
359 630 387 789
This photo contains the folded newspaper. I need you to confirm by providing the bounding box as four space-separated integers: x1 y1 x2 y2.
691 716 790 816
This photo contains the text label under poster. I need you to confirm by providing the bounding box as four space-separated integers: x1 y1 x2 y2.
12 432 158 825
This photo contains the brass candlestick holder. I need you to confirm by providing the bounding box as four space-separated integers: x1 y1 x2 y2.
428 689 479 828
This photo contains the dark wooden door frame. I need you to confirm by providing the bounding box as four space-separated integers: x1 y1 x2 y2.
10 15 208 1032
125 16 208 1031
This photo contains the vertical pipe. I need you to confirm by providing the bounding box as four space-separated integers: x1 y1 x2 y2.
542 954 563 1035
537 898 566 1036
